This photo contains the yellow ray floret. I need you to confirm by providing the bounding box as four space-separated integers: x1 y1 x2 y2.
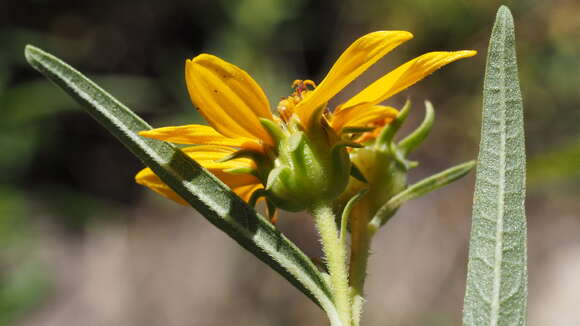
139 124 262 151
294 30 414 125
331 105 399 132
339 50 477 111
185 54 274 145
135 145 262 205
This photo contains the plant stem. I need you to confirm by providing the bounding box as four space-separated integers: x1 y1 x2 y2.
313 204 352 326
349 204 377 326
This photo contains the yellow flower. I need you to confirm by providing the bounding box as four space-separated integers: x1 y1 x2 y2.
135 31 476 208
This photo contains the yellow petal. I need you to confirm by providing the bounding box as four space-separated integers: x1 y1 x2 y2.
139 124 262 151
331 105 398 132
135 168 189 205
181 145 256 171
232 183 263 203
294 31 413 125
135 168 261 205
135 145 261 205
213 171 261 189
341 50 477 110
185 54 273 144
188 146 261 188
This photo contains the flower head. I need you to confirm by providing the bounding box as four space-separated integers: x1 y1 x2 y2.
136 31 475 213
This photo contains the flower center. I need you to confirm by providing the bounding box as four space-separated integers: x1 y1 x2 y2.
277 79 316 122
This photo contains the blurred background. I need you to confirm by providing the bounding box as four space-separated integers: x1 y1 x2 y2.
1 0 579 325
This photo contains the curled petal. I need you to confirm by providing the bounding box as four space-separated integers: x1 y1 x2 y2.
139 124 262 151
341 50 477 110
186 54 273 144
331 105 398 132
294 31 413 126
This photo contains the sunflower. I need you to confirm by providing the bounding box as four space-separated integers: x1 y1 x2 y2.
135 31 475 210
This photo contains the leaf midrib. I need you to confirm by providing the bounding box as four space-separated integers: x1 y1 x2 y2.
489 16 508 326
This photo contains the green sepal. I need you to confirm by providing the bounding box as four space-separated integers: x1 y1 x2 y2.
287 131 305 152
340 189 367 240
375 99 411 150
307 104 327 132
266 166 285 190
331 142 363 173
391 145 415 172
369 160 476 229
398 101 435 156
259 117 286 146
287 132 308 179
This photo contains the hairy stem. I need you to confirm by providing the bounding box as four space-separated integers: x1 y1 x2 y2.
313 204 352 326
349 203 375 326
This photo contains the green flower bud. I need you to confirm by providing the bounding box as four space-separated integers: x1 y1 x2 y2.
344 148 408 219
264 118 351 212
336 100 429 224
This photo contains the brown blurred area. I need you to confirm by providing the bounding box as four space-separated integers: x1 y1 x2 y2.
1 0 579 325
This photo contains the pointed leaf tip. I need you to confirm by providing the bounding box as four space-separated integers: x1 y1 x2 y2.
497 5 513 20
24 45 39 65
463 4 527 326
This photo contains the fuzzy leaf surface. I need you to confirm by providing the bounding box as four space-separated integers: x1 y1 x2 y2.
462 6 527 326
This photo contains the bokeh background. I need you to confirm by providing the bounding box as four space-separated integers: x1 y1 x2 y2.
1 0 579 325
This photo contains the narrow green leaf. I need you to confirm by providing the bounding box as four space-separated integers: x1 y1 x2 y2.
463 6 527 326
369 161 475 230
24 45 338 318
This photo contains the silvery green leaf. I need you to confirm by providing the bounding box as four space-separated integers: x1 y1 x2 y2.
24 45 340 322
463 6 527 326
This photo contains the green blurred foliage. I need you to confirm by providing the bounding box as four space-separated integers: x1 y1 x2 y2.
528 138 580 189
0 188 48 325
